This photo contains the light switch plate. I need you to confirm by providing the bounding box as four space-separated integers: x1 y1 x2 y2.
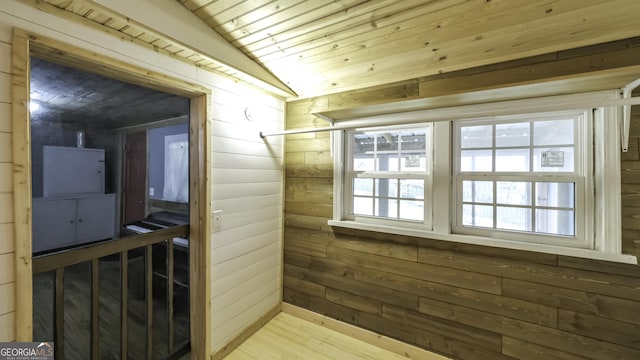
213 210 223 229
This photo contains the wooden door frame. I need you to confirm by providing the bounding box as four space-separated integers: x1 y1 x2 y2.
11 29 211 358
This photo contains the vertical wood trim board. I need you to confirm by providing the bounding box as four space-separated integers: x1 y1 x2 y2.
11 30 32 342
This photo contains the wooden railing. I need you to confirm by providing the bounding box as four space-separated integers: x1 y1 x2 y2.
32 225 190 360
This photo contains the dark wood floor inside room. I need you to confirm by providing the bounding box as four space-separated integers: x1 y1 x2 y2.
33 255 189 359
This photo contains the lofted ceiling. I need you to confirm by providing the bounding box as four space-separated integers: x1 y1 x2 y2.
178 0 640 99
22 0 640 101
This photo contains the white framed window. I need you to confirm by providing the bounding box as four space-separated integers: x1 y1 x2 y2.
343 124 433 229
452 112 592 248
330 91 635 264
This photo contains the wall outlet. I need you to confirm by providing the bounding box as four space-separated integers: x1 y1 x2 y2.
213 210 223 229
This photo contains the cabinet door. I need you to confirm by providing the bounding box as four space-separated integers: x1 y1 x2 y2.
76 195 116 244
43 146 105 197
32 198 76 252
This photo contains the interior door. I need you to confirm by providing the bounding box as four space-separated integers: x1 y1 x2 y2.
123 131 147 224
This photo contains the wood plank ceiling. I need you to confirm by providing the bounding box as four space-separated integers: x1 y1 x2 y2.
23 0 640 100
179 0 640 99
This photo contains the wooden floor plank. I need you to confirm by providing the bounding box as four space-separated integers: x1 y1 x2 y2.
224 312 447 360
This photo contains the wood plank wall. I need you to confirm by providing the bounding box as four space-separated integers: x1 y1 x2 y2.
0 3 286 353
0 26 16 342
284 38 640 360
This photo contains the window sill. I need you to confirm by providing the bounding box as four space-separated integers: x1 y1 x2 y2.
328 220 638 265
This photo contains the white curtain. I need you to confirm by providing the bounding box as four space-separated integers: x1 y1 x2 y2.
163 136 189 203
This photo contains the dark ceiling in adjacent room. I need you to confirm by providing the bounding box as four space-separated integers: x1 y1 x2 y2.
29 57 189 129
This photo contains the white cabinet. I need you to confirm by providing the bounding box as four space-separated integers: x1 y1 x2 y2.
32 194 116 253
43 146 105 197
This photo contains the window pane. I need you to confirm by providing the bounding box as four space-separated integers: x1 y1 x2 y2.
461 125 492 148
378 154 399 171
462 180 493 203
375 179 397 197
496 122 530 147
375 198 397 218
400 179 424 199
353 197 373 216
400 131 426 151
536 209 575 236
496 181 531 205
353 178 373 196
495 148 530 172
353 156 375 171
376 132 399 152
462 204 493 227
400 200 424 221
401 155 427 171
536 182 574 208
533 147 574 172
460 150 493 172
400 130 427 171
497 206 532 231
534 119 574 146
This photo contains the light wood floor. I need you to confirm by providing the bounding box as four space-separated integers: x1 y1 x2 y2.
224 312 421 360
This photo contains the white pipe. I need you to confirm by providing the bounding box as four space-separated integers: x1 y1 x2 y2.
261 94 640 138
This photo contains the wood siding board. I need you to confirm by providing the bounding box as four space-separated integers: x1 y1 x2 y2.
502 336 588 360
418 45 640 99
325 288 381 315
285 201 332 218
502 278 597 315
557 256 640 278
285 177 333 203
558 309 640 350
0 282 15 315
0 223 14 254
0 312 15 341
417 248 640 301
383 303 503 354
0 253 14 285
284 263 419 310
284 238 328 258
416 238 558 266
330 234 418 262
0 163 12 193
212 252 280 296
212 265 280 311
418 297 640 360
283 275 326 298
285 163 333 178
351 265 557 327
330 247 502 295
284 213 333 232
0 103 11 133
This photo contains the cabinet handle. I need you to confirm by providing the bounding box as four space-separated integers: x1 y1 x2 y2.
70 220 74 224
78 219 83 223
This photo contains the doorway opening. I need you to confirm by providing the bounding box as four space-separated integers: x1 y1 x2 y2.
12 30 211 359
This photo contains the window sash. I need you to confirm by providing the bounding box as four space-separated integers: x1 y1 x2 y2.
344 124 433 227
452 111 592 248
